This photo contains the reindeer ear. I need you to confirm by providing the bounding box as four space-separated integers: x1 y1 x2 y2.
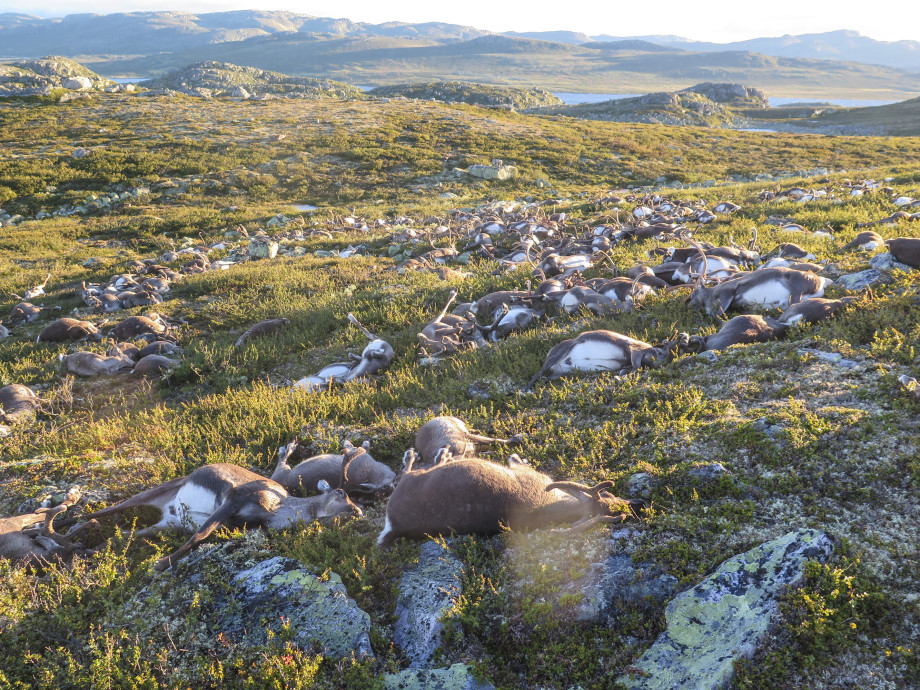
317 479 332 492
716 291 734 315
362 440 370 449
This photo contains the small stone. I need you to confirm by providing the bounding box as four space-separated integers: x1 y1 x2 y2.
71 147 91 159
799 350 859 368
688 462 730 483
626 472 655 499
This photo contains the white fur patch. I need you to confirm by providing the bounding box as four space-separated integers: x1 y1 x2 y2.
557 341 626 374
376 515 393 546
738 281 792 309
156 484 220 531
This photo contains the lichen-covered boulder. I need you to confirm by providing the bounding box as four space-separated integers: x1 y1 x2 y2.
232 556 373 658
869 251 914 272
394 540 463 668
119 535 372 674
619 528 835 689
248 237 279 259
384 664 494 690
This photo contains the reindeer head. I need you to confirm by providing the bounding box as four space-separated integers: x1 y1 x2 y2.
545 480 645 532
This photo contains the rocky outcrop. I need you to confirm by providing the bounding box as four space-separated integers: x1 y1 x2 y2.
144 61 364 100
529 90 748 127
682 82 769 107
619 528 835 689
0 56 112 97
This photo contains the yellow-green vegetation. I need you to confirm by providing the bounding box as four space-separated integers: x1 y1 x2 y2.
0 93 919 688
367 81 562 109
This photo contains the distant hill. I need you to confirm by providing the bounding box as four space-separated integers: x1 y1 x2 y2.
2 12 920 99
0 11 489 58
656 30 920 71
514 29 920 71
84 33 920 100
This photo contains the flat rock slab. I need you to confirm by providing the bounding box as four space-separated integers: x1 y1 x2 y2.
836 269 883 290
383 664 494 690
619 528 834 690
394 540 463 668
233 556 372 658
869 252 914 272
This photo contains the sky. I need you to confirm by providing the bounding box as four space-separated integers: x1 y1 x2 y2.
6 0 920 44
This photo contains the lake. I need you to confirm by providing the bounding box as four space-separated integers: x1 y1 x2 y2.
555 92 900 108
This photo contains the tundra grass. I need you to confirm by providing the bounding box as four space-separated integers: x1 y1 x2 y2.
0 95 919 688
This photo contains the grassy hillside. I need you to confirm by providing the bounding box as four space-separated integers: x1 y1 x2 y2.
83 34 920 99
0 93 919 688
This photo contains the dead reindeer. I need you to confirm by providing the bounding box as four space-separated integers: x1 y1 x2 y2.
841 231 885 252
341 312 395 380
0 383 45 424
377 451 644 546
778 296 860 326
133 355 181 377
417 289 486 357
544 286 618 317
111 314 173 341
60 352 134 377
681 315 787 353
234 318 290 348
291 313 394 391
9 302 58 326
686 267 831 316
272 439 396 498
480 302 544 341
86 463 363 571
21 273 51 301
885 238 920 268
0 488 98 567
37 318 102 343
525 330 684 391
585 276 656 310
414 416 523 465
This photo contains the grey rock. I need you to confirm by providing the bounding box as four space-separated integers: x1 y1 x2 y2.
626 472 655 499
383 664 494 690
577 553 678 623
63 76 93 90
71 147 91 159
688 462 730 483
869 252 914 272
248 237 279 259
836 269 882 290
798 350 859 368
394 541 463 668
618 528 835 689
467 163 517 181
231 86 251 99
230 556 372 658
